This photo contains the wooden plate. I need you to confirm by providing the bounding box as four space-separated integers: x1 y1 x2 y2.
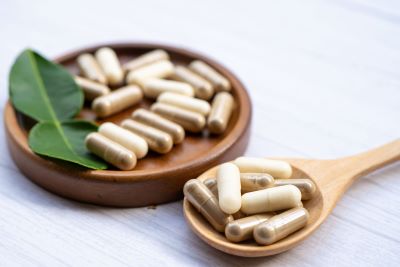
4 42 252 207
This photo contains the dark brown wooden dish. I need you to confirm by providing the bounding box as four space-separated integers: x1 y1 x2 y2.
4 42 252 207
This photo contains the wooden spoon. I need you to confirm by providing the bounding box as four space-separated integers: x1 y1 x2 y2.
183 139 400 257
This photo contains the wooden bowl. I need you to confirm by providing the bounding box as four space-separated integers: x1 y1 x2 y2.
4 42 252 207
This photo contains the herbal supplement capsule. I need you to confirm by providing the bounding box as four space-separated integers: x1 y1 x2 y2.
217 163 241 214
98 122 148 159
126 60 174 85
157 92 210 116
95 47 124 86
234 157 292 179
204 178 218 197
77 53 107 84
184 179 233 232
254 207 309 245
189 60 231 92
85 132 136 170
173 66 214 100
121 119 173 154
225 214 274 243
141 79 194 99
151 103 206 133
208 92 234 134
74 76 110 100
123 49 169 72
92 85 143 118
132 108 185 144
274 179 317 200
241 185 302 214
241 173 275 193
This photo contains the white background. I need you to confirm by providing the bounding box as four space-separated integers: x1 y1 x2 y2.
1 0 400 266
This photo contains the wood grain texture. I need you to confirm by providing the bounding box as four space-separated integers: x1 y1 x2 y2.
0 0 399 266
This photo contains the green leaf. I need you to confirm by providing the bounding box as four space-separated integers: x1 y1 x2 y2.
29 120 108 170
9 49 84 122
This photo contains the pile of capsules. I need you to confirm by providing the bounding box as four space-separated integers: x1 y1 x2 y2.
184 157 317 245
73 47 235 170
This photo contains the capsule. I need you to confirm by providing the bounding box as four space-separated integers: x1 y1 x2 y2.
98 122 148 159
74 76 110 100
132 109 185 144
225 214 273 243
254 207 309 245
241 173 275 193
85 132 136 170
217 163 241 214
95 47 124 86
274 179 317 200
184 179 233 232
241 185 302 214
151 103 206 133
121 119 173 154
157 92 211 116
234 157 292 179
77 53 107 84
208 92 234 134
123 49 169 71
92 85 143 118
189 60 231 92
173 66 214 100
140 79 194 99
126 60 174 85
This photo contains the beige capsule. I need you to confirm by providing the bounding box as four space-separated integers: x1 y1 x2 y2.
132 108 184 144
254 207 309 245
208 92 235 134
157 92 211 116
151 103 206 133
173 66 214 100
85 132 136 170
274 179 317 200
74 76 110 100
241 173 275 193
92 85 143 118
123 49 169 72
121 119 173 154
95 47 124 86
189 60 231 92
126 60 174 85
225 214 274 243
184 179 233 232
234 157 292 179
141 79 194 99
77 53 107 84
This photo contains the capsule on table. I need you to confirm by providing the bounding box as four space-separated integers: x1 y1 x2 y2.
140 79 194 99
74 76 110 100
234 157 292 179
95 47 124 86
274 179 317 200
204 178 218 197
92 85 143 118
189 60 231 92
173 66 214 100
121 119 173 154
254 207 309 245
241 185 302 214
157 92 211 116
151 103 206 133
132 108 185 144
77 53 107 84
85 132 136 170
126 60 174 85
184 179 233 232
225 214 274 243
241 173 275 193
217 163 241 214
123 49 169 72
208 92 234 134
98 122 148 159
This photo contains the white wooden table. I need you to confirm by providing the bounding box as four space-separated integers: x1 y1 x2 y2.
1 0 399 266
